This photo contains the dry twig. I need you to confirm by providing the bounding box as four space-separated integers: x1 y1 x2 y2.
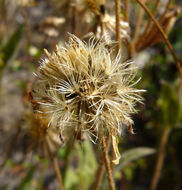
93 136 110 190
132 0 146 52
115 0 121 52
137 0 161 46
46 143 64 190
100 128 115 190
124 0 129 22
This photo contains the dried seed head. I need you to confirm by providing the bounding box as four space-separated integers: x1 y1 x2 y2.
25 106 63 156
32 34 144 163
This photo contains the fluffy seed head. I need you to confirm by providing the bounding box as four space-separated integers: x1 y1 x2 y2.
32 34 144 163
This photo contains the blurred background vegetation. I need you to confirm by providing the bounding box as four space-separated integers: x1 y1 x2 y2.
0 0 182 190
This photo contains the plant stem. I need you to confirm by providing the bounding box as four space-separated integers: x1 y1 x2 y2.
53 157 64 190
136 0 182 79
1 0 7 25
115 0 121 52
150 126 171 190
100 128 115 190
132 0 146 52
136 0 160 47
22 7 31 47
71 3 76 34
160 0 172 19
93 158 104 190
124 0 129 22
46 143 64 190
93 136 110 190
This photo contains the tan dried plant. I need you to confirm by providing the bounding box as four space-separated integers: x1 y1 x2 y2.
25 107 63 156
32 34 144 164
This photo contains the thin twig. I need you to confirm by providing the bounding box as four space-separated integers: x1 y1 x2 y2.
150 127 171 190
22 7 31 47
93 136 110 190
1 0 7 25
136 0 182 79
100 127 115 190
124 0 129 22
160 0 172 20
132 0 146 52
46 143 64 190
53 157 64 190
115 0 121 52
71 3 76 34
137 0 160 47
93 156 105 190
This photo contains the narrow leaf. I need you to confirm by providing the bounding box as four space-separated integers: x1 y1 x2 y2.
116 147 156 170
1 24 24 64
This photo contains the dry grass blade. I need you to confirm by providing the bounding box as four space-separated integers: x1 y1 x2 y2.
136 0 182 79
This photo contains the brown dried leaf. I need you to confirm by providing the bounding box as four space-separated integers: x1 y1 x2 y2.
136 7 181 52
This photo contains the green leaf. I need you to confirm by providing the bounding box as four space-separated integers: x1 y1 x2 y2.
76 141 97 190
64 168 78 190
116 147 156 171
64 141 97 190
1 24 24 65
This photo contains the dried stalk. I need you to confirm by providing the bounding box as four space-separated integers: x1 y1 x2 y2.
150 127 171 190
115 0 121 52
136 0 182 79
132 0 146 52
53 157 64 190
46 143 64 190
124 0 129 22
100 128 115 190
22 8 31 47
137 0 160 46
71 3 76 34
93 156 105 190
93 136 110 190
1 0 7 25
160 0 172 20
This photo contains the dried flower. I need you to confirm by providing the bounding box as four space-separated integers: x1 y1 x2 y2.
25 106 63 156
96 14 130 43
32 34 144 164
